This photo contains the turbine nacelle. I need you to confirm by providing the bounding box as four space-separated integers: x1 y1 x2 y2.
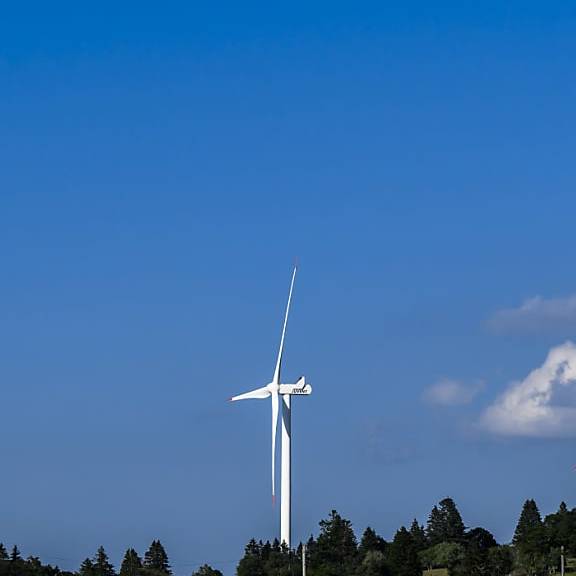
230 377 311 402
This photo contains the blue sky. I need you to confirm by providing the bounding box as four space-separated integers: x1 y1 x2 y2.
1 1 576 574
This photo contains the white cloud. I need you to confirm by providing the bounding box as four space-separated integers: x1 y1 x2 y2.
488 294 576 333
423 378 484 406
480 341 576 437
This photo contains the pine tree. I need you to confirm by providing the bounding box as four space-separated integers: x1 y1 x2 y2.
426 498 465 545
514 499 543 545
450 527 497 576
427 505 444 545
93 546 115 576
545 501 576 552
0 544 7 561
143 541 171 576
387 527 421 576
513 499 547 576
10 545 22 562
438 498 465 542
312 510 358 576
79 558 96 576
358 528 387 558
120 549 142 576
236 539 264 576
409 519 427 551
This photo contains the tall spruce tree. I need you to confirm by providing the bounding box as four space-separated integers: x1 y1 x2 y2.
236 539 264 576
312 510 358 576
513 499 547 576
93 546 115 576
119 549 142 576
358 528 386 558
79 558 96 576
143 541 171 576
409 519 427 552
426 506 444 545
0 544 7 561
387 527 421 576
545 501 576 552
439 498 465 542
10 546 22 562
426 499 465 545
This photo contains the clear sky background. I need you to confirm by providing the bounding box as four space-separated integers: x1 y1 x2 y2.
1 1 576 574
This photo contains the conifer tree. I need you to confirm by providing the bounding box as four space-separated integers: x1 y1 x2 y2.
312 510 358 576
10 545 22 562
358 527 386 558
120 549 142 576
426 498 465 544
426 505 444 545
143 541 171 576
236 539 264 576
514 499 543 545
450 527 497 576
79 558 95 576
0 544 7 561
93 546 115 576
409 519 427 551
513 499 547 576
438 498 465 542
387 527 421 576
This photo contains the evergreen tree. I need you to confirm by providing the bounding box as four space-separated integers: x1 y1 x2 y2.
426 499 465 545
119 549 142 576
0 545 7 561
439 498 465 542
545 501 576 553
93 546 115 576
79 558 95 576
409 520 427 552
10 546 22 562
236 539 264 576
190 565 223 576
387 527 421 576
426 506 444 545
358 528 386 558
311 510 358 576
143 541 171 576
513 499 547 576
449 527 497 576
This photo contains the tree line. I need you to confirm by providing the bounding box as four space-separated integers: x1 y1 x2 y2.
237 497 576 576
0 541 220 576
1 497 575 576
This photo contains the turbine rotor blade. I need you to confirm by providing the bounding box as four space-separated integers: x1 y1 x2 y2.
273 266 297 385
229 386 271 401
271 389 279 500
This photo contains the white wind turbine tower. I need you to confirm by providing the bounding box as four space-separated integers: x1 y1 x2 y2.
230 265 312 548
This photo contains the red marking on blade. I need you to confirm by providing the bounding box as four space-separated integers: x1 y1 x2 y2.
272 494 276 507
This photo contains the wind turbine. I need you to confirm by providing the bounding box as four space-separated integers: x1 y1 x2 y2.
230 265 312 548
